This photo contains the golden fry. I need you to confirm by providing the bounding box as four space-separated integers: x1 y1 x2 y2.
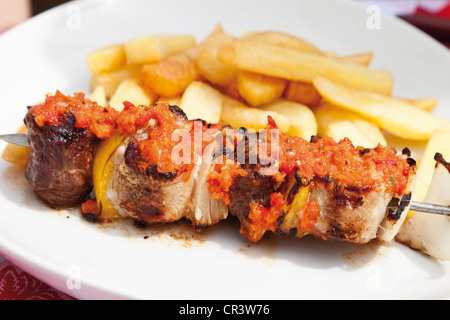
157 96 182 106
194 25 237 87
1 124 30 166
140 53 198 97
284 80 322 107
261 100 317 140
109 79 157 111
246 31 324 55
313 76 443 140
314 102 386 147
407 98 438 112
89 65 140 98
337 52 374 66
87 44 126 74
124 35 196 64
218 40 394 95
195 48 237 87
89 86 107 106
220 96 291 132
237 71 286 107
179 81 223 123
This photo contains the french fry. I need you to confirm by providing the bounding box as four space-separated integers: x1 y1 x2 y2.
237 70 287 107
124 35 196 64
338 52 374 67
199 23 234 49
314 102 387 147
195 48 237 87
157 96 182 106
89 65 140 98
140 53 198 97
87 44 126 74
246 31 324 55
218 40 394 95
240 31 258 40
324 121 380 148
193 25 237 87
248 31 372 67
407 98 438 112
89 86 107 106
140 25 237 99
284 80 322 107
109 79 157 111
224 79 243 101
220 96 291 132
179 81 223 123
1 124 29 166
261 100 317 140
313 76 444 140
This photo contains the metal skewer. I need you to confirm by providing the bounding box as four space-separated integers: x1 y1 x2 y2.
2 134 450 216
408 201 450 216
0 134 30 147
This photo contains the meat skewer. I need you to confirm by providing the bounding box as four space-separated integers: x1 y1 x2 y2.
4 130 449 217
8 91 449 255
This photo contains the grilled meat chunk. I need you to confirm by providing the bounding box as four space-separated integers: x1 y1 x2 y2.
23 91 117 209
104 103 229 227
24 111 98 208
108 138 198 224
226 130 279 222
275 146 416 244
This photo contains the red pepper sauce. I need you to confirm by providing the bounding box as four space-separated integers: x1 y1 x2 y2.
81 199 99 215
241 192 285 242
29 91 118 139
207 162 248 205
116 102 232 177
117 102 190 174
299 199 320 233
271 121 410 195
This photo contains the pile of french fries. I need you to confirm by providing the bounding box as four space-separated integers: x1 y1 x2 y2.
3 24 450 217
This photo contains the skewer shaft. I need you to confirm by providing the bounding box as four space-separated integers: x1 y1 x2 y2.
409 201 450 216
0 134 30 147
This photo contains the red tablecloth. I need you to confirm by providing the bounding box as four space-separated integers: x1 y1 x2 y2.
0 0 449 300
0 259 73 300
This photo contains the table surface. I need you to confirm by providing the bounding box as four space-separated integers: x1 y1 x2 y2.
0 0 449 300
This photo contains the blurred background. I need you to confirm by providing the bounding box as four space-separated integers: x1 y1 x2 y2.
0 0 449 48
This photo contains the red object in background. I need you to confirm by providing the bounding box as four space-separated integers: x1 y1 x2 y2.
416 3 450 19
0 260 74 300
399 2 450 48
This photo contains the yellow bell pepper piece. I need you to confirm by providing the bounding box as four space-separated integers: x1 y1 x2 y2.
93 132 126 221
279 186 310 235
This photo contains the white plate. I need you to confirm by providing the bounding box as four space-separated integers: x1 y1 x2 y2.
1 0 450 300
